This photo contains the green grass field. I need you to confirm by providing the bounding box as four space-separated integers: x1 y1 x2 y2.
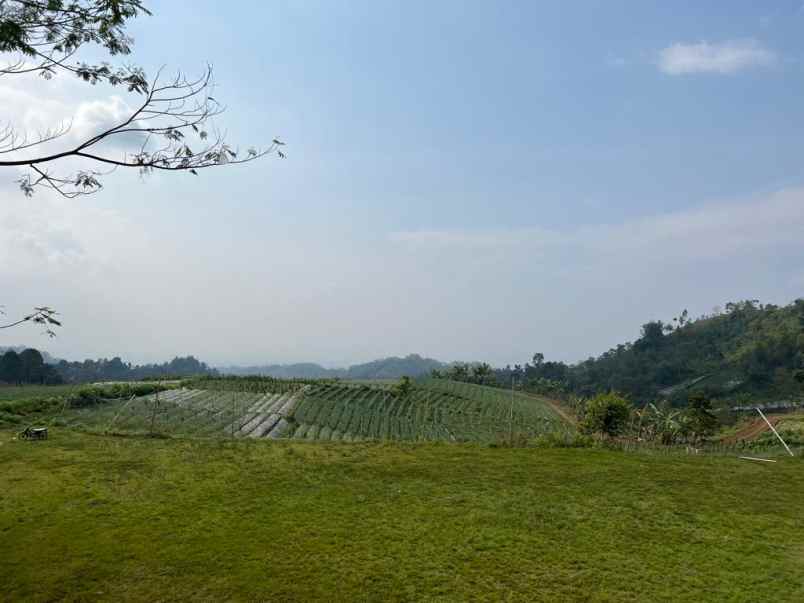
2 430 802 602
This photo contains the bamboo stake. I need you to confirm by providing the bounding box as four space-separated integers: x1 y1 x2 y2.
756 408 794 457
105 394 137 434
739 456 777 463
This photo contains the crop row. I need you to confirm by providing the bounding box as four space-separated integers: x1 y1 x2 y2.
67 388 301 438
62 380 567 443
182 375 336 394
287 380 567 442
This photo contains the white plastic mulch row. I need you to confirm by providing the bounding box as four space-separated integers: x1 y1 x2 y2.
133 388 306 440
244 390 302 439
238 393 285 436
266 418 289 439
247 391 295 438
221 392 274 436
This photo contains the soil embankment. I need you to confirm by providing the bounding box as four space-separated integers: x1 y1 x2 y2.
723 415 782 444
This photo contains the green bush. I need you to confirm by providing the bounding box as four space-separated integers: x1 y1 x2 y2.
580 392 632 437
68 384 168 408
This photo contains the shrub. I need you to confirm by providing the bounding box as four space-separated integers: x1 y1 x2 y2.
392 376 413 398
68 383 168 408
684 391 719 441
580 392 632 437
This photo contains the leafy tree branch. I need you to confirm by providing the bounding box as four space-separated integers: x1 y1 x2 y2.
0 0 283 197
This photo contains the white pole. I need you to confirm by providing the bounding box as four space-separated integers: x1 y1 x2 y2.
756 408 794 457
509 375 515 443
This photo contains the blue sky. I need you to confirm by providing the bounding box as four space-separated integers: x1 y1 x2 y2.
2 1 804 366
121 1 804 228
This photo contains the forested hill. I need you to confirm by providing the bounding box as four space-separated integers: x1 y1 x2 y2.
496 299 804 405
221 354 445 380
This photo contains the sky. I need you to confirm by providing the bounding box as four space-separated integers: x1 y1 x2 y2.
2 0 804 367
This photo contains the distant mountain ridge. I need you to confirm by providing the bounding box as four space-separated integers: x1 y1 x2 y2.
220 354 446 380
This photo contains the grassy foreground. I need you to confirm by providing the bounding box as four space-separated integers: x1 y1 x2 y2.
2 431 803 602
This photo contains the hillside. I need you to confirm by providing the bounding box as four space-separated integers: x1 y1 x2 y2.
497 299 803 406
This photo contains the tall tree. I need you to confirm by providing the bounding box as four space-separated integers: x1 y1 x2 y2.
0 349 22 383
18 347 45 383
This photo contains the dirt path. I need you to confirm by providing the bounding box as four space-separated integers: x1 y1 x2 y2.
520 391 577 426
723 415 782 444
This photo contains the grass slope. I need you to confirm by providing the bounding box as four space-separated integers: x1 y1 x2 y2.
2 431 803 602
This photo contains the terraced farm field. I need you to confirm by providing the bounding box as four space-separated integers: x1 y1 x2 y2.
60 379 571 442
291 379 567 442
65 388 301 439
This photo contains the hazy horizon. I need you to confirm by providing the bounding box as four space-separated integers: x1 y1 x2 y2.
3 1 803 367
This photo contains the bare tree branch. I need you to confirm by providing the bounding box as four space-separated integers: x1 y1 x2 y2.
0 306 61 337
0 1 284 197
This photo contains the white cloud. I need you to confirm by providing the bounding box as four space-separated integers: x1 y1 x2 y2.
391 188 804 262
0 188 150 277
389 228 557 249
3 169 803 367
658 39 776 75
0 75 144 165
387 188 804 363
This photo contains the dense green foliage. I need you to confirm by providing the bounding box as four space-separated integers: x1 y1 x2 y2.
2 431 802 601
1 347 216 384
580 392 631 437
66 383 169 407
684 391 719 439
493 299 804 405
55 355 216 383
0 348 62 384
569 300 803 402
430 362 496 385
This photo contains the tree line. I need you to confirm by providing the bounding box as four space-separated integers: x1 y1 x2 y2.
54 355 217 383
0 349 62 384
0 350 217 385
435 299 804 409
508 300 802 404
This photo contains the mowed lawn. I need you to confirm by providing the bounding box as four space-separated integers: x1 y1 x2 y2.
1 432 802 602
